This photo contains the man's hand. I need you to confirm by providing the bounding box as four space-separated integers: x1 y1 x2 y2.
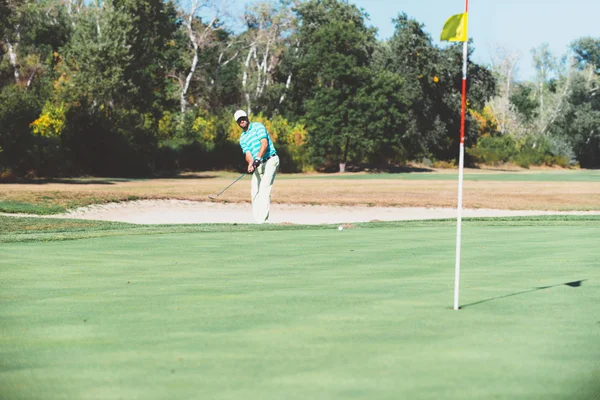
248 158 261 173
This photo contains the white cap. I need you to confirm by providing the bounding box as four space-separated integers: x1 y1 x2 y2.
234 110 248 121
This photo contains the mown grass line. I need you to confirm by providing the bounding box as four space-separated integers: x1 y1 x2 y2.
1 214 599 243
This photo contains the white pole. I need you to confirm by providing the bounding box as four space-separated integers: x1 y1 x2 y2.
454 38 468 311
454 143 465 310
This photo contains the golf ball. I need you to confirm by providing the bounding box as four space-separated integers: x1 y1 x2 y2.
338 226 343 231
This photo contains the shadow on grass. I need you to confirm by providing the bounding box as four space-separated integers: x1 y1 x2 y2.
157 173 221 180
3 173 222 185
5 178 137 185
318 163 434 173
471 166 523 172
352 165 434 173
387 165 434 173
460 279 587 309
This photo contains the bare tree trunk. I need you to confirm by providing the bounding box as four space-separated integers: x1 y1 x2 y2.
531 43 555 130
95 0 102 38
65 0 77 27
26 70 35 88
279 73 292 104
242 44 255 115
179 0 220 114
180 8 200 115
541 63 574 135
279 44 298 104
253 47 261 98
256 38 270 98
213 45 239 86
340 136 350 173
500 67 513 134
181 41 198 114
240 2 296 114
539 75 544 125
490 46 520 135
6 40 20 84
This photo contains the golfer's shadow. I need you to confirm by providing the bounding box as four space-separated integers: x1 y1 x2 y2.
460 279 587 309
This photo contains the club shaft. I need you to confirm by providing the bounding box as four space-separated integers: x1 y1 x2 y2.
212 173 246 198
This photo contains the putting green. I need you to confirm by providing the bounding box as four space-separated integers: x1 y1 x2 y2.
1 218 599 399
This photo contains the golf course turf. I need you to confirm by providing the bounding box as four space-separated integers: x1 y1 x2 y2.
1 216 599 399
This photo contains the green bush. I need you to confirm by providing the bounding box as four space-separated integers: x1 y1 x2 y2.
0 86 39 172
466 135 518 165
513 135 571 168
467 134 572 168
61 104 158 177
0 84 68 177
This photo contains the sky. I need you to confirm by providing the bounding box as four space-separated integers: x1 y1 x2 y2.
227 0 599 81
350 0 599 80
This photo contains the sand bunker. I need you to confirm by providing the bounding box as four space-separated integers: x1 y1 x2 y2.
7 199 598 225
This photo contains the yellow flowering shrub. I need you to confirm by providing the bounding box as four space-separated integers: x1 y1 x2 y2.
227 119 242 142
191 113 217 143
225 112 310 170
158 112 175 140
248 114 277 142
30 102 66 137
470 105 498 137
288 122 307 147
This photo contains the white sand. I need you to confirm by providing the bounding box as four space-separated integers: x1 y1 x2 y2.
5 199 599 225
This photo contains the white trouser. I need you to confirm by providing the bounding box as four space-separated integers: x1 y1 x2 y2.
251 155 280 223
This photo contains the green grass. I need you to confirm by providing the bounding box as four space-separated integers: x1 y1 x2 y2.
0 196 141 215
2 215 599 243
0 200 66 215
1 217 600 399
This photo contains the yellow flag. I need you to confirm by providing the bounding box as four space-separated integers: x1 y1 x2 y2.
440 13 468 42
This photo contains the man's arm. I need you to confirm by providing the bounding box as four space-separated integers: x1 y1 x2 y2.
256 138 268 160
246 151 254 173
247 138 269 173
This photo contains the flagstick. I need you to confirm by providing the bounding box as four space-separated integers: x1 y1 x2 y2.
454 0 469 311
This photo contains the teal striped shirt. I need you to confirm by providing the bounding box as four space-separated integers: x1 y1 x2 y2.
239 122 277 160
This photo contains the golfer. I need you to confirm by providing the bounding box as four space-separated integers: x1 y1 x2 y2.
234 110 280 223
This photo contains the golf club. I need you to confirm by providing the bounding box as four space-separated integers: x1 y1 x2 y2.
208 172 247 199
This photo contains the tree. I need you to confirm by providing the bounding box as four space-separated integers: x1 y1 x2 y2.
488 46 520 134
1 0 69 89
531 43 557 125
51 0 180 175
0 0 9 38
510 83 539 123
0 0 73 176
357 70 412 166
388 13 495 162
176 0 227 114
61 2 135 107
548 65 600 167
59 0 178 111
239 0 296 115
571 37 600 74
287 0 376 172
114 0 179 115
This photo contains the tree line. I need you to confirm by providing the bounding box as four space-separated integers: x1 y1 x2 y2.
1 0 599 178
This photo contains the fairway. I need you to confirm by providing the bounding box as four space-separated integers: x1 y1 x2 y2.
2 169 600 214
2 218 599 399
